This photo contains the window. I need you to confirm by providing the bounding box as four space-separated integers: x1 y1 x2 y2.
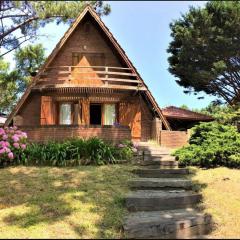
104 104 116 125
59 103 72 125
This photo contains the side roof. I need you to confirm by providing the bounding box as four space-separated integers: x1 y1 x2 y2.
5 5 170 130
162 106 214 121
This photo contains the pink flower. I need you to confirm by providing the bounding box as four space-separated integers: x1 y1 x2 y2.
132 147 138 153
20 144 26 150
4 147 10 153
21 132 27 138
12 135 19 142
8 152 14 159
2 135 8 140
0 128 5 135
133 142 138 148
0 148 5 154
4 141 10 147
13 126 17 130
13 142 20 149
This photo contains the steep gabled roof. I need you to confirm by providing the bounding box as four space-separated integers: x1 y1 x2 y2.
5 5 170 129
162 106 214 121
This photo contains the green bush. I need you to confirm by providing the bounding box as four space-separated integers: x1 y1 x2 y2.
174 122 240 168
22 137 136 167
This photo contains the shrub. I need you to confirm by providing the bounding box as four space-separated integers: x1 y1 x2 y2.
23 138 137 167
0 126 27 167
174 122 240 168
114 140 138 160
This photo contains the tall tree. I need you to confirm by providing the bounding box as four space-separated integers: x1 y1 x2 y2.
0 44 46 112
14 43 46 92
168 1 240 105
0 1 110 57
0 58 20 112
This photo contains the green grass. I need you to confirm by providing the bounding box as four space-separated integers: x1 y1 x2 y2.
0 164 135 239
190 167 240 238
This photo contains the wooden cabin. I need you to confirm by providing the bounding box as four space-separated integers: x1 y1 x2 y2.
162 106 214 131
5 6 171 143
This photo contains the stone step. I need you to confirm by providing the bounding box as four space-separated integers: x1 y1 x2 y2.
129 178 193 190
125 190 202 212
143 150 172 156
133 168 190 178
123 208 212 239
144 155 176 161
140 159 178 167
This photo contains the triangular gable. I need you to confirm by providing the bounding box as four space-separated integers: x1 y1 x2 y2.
5 5 170 130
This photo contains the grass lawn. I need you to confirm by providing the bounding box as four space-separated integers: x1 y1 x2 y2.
190 167 240 238
0 164 134 239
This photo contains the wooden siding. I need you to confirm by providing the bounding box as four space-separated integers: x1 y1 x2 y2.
37 16 126 87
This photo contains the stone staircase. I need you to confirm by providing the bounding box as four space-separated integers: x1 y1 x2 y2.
123 142 212 239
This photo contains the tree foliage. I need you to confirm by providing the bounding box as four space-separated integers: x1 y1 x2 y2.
0 44 46 113
0 1 110 56
199 103 240 125
168 1 240 105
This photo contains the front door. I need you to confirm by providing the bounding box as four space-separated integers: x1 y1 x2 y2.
90 104 102 125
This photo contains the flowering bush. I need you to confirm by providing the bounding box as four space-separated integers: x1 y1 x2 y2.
0 126 27 167
115 140 138 160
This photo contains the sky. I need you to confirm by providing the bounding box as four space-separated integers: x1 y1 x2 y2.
4 1 216 109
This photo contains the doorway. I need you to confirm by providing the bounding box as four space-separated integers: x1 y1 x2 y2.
90 104 102 125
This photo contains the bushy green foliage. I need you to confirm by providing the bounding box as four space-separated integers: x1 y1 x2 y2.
174 122 240 168
21 138 136 167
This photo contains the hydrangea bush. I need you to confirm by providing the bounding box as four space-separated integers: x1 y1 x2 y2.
0 126 27 166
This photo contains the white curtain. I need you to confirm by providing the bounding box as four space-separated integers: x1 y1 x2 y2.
104 104 116 125
60 104 71 125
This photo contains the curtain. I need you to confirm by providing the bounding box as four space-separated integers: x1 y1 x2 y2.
104 104 116 125
60 103 71 125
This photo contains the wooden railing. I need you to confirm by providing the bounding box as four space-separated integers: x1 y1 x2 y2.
38 66 144 90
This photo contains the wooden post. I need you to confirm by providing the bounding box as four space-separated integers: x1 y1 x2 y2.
68 66 72 82
105 66 108 86
151 117 162 144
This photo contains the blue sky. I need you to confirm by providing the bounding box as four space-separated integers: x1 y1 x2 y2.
5 1 216 109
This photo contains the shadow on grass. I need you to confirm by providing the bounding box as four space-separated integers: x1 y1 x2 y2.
186 166 214 235
0 164 134 238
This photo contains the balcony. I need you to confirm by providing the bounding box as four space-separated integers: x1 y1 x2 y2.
35 66 146 91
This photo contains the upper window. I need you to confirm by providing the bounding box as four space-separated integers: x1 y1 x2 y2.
59 103 72 125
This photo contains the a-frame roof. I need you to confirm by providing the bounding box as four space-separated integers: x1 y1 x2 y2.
5 5 170 130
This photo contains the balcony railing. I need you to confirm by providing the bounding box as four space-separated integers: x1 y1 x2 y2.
37 66 145 90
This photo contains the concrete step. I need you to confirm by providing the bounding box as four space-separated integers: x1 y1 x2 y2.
129 178 193 190
133 168 190 178
126 190 202 212
123 208 212 239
